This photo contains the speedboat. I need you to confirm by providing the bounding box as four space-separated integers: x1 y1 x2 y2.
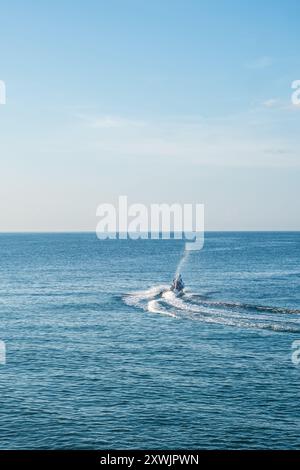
170 274 185 296
171 287 184 297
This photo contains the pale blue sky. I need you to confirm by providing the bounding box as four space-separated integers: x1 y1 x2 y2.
0 0 299 231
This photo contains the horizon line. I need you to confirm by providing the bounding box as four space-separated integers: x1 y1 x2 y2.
0 230 299 234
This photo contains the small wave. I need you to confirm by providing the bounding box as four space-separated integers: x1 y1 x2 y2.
123 285 168 308
148 300 177 317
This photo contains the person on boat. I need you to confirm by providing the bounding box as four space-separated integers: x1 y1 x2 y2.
172 274 184 291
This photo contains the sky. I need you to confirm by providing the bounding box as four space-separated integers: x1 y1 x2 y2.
0 0 299 231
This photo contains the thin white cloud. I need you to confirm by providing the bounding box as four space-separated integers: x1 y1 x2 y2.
82 113 300 168
262 98 300 111
77 114 145 129
245 56 273 69
263 98 281 108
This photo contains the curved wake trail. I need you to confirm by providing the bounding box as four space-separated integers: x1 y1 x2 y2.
123 285 300 333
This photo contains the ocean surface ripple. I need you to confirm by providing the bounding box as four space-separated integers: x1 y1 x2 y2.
0 232 300 449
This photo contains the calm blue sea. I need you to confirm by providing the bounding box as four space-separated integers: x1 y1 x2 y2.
0 232 300 449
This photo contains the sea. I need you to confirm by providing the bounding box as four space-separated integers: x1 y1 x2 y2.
0 232 299 449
